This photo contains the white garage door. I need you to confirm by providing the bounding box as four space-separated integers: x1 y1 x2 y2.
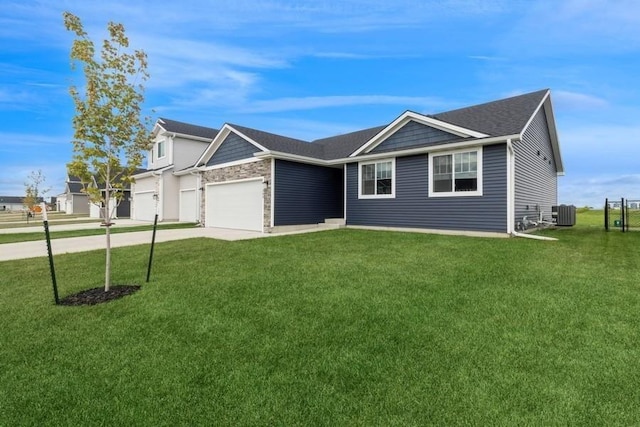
179 189 198 222
206 179 263 231
133 192 156 221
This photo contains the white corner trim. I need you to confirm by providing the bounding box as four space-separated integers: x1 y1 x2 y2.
270 157 275 228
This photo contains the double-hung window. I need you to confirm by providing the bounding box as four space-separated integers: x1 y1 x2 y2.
429 147 482 197
359 159 395 198
157 140 166 159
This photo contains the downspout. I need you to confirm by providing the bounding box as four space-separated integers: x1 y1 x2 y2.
151 169 162 221
511 231 558 241
189 167 203 225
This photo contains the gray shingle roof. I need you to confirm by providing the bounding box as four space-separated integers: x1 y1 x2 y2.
171 89 550 164
67 182 85 193
158 117 219 140
431 89 548 137
312 125 387 159
229 123 325 159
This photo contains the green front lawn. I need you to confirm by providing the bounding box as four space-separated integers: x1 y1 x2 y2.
1 220 638 425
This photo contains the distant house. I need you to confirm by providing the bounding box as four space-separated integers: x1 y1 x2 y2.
131 118 218 222
0 196 42 211
88 172 143 219
59 175 90 214
132 89 563 235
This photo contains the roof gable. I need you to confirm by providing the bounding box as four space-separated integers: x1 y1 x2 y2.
369 120 466 154
350 111 489 157
196 125 268 167
206 131 262 167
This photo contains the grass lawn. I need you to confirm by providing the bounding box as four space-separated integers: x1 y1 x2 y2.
0 222 197 244
1 214 639 424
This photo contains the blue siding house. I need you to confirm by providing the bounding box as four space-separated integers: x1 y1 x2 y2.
139 89 563 235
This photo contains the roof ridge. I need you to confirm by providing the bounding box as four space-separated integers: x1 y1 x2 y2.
434 89 548 117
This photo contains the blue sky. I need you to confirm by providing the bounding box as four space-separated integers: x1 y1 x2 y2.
1 0 639 207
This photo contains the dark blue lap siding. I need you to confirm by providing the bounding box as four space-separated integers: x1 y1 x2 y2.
346 144 508 232
274 160 343 226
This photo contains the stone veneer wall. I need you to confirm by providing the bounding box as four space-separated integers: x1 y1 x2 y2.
199 159 272 230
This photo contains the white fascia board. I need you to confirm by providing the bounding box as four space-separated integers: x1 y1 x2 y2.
226 125 269 152
201 157 262 171
342 134 519 163
132 165 174 179
520 90 549 134
151 121 166 138
544 99 564 175
173 166 203 176
350 111 490 157
520 91 564 175
169 132 213 143
195 124 268 167
194 126 233 166
254 151 334 167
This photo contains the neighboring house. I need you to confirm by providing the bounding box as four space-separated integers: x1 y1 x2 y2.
133 89 563 236
131 118 218 222
88 172 144 219
60 175 90 214
0 196 42 211
56 193 67 212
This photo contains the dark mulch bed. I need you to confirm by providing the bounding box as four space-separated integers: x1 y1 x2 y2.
59 285 141 306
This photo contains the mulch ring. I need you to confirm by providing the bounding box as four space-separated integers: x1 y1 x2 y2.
59 285 141 306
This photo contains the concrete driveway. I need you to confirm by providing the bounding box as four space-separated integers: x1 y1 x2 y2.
0 221 331 262
0 226 267 262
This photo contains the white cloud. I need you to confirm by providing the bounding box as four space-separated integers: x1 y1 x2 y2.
553 91 609 110
236 95 446 113
501 0 640 55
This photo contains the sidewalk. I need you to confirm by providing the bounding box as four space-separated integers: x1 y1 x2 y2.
0 227 268 262
0 219 159 234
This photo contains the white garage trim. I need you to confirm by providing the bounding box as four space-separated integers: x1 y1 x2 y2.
205 177 264 232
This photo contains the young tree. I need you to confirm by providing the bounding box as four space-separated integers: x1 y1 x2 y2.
64 12 152 292
23 169 50 210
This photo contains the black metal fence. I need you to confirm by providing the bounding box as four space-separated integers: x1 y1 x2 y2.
605 198 640 231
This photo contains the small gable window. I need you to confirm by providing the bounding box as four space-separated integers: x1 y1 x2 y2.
359 159 395 198
429 147 482 197
157 140 166 158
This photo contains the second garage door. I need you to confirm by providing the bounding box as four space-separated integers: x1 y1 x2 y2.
133 192 156 221
205 179 263 231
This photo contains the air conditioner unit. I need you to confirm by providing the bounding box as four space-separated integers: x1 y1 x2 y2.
552 205 576 226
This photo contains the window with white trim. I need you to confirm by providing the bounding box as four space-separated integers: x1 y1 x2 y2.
359 159 395 198
429 148 482 197
157 140 166 158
